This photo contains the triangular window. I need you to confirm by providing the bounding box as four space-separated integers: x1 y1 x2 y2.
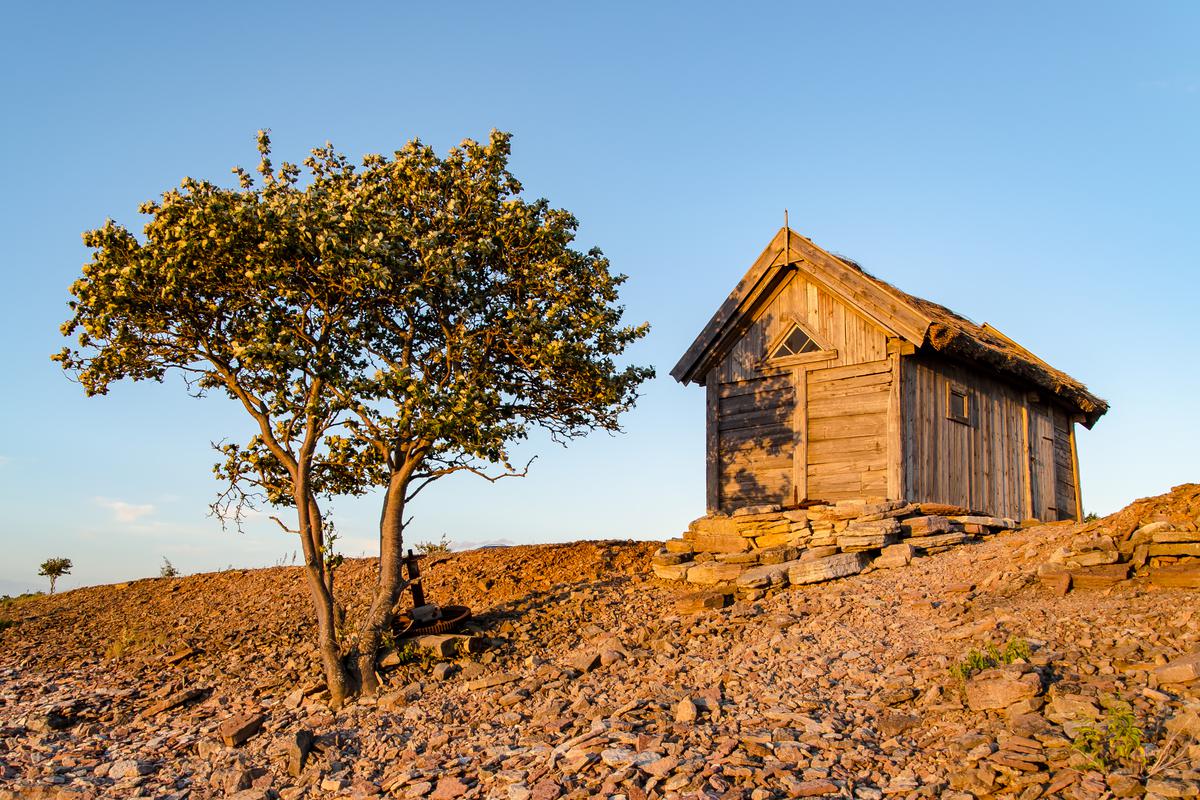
769 325 821 359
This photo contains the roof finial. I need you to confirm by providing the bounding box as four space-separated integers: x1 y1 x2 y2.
784 209 790 264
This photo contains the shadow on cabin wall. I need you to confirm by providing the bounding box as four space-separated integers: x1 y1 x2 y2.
720 431 793 514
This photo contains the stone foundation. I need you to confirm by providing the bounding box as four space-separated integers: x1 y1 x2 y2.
651 498 1017 597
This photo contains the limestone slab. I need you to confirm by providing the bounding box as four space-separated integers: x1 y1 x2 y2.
787 552 868 585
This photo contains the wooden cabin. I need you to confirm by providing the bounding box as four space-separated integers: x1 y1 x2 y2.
671 227 1108 521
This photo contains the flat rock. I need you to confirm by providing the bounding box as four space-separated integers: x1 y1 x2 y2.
651 562 691 581
949 515 1015 529
759 545 801 564
874 542 915 569
686 561 746 584
140 687 207 718
1148 542 1200 557
686 531 751 553
677 590 730 613
218 712 265 747
800 545 840 560
688 516 739 535
1151 561 1200 588
907 532 968 550
878 711 921 737
964 668 1042 711
732 503 781 517
651 549 692 566
837 530 900 552
1069 562 1130 589
464 672 519 690
902 515 953 536
735 561 794 590
430 776 471 800
788 552 868 585
1152 529 1200 543
846 518 901 535
569 652 600 673
1154 651 1200 684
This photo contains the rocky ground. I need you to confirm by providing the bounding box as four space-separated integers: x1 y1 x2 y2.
2 491 1199 800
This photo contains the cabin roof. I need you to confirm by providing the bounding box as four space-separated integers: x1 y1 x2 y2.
671 227 1109 428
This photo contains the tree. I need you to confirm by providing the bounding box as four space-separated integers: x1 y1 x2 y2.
55 130 651 704
39 558 73 594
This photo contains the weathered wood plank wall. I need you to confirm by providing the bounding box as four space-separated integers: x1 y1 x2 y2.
806 360 891 501
901 355 1078 520
715 376 795 510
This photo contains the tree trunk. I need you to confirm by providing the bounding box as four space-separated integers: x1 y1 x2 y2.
355 466 411 695
295 489 353 708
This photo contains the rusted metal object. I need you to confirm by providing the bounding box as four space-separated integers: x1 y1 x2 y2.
393 549 472 637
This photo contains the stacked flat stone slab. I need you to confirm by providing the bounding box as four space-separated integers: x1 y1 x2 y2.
1039 505 1200 592
650 498 1018 596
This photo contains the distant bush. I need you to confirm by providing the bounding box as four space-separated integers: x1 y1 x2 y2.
160 557 179 578
950 637 1032 681
415 534 453 557
38 557 73 594
1084 511 1100 522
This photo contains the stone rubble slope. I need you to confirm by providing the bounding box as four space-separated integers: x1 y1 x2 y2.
0 492 1197 800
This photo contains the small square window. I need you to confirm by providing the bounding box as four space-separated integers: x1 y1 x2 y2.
947 383 970 424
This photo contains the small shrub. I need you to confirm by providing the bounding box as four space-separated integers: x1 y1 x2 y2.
1072 703 1145 772
415 534 453 557
387 641 445 669
104 625 168 660
159 557 179 578
1083 511 1099 523
950 637 1032 680
105 626 142 659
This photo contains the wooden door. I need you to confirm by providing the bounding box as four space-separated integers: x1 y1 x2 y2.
1029 405 1058 521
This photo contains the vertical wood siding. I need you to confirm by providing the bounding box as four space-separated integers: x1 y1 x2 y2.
901 355 1077 519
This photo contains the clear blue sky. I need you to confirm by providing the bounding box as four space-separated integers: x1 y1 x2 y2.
1 2 1197 594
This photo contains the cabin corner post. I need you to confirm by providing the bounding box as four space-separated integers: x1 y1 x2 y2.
1020 399 1034 519
886 352 903 500
705 377 720 514
1069 417 1083 522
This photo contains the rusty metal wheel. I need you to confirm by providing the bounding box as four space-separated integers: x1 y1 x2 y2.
394 605 472 638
